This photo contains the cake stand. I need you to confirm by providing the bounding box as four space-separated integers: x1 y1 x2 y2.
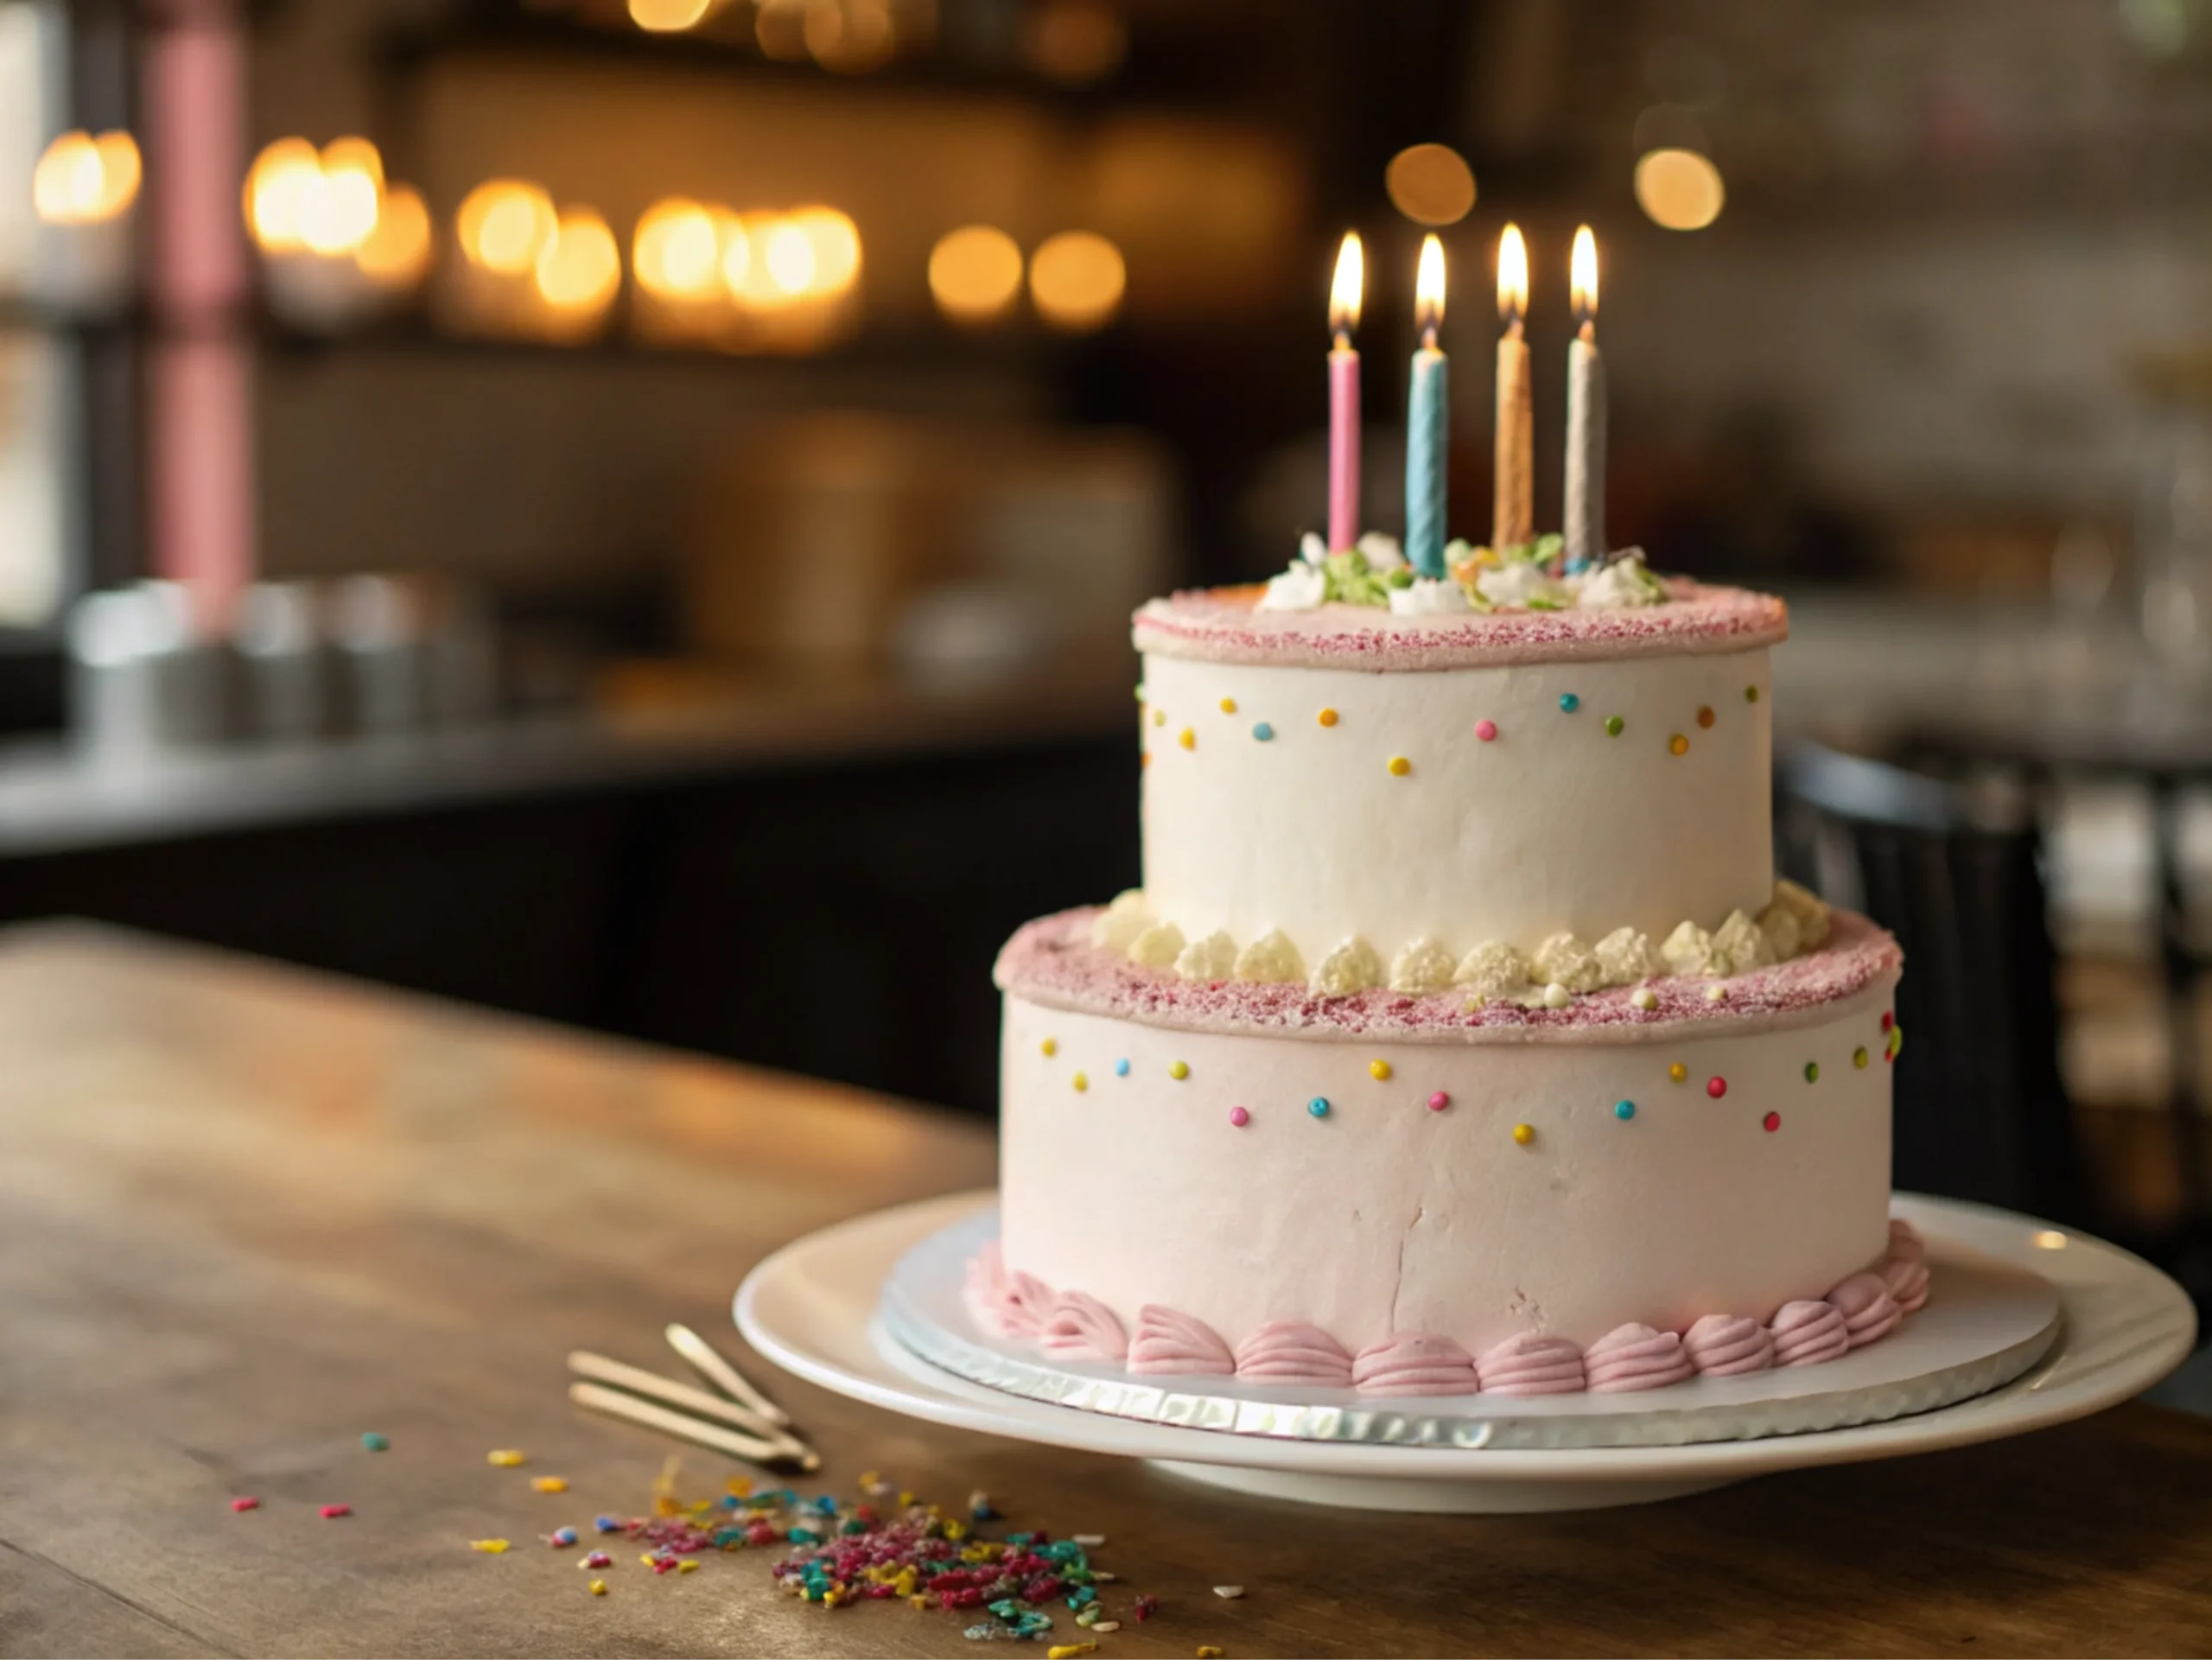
735 1191 2196 1513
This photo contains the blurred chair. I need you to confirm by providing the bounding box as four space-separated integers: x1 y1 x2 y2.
1777 742 2087 1224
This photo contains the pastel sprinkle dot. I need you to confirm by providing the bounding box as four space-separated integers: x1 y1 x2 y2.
1168 1060 1189 1080
1428 1091 1451 1111
471 1537 509 1552
1804 1061 1820 1083
1369 1059 1393 1080
1605 715 1624 736
1308 1097 1331 1118
1219 696 1237 714
1669 734 1689 756
1114 1058 1129 1077
1228 1106 1249 1128
1705 983 1727 1002
1134 684 1145 702
1318 708 1339 728
1559 693 1580 713
1252 722 1274 741
321 1504 353 1519
1888 1027 1904 1060
1614 1099 1636 1121
1040 1038 1058 1057
1630 987 1657 1010
361 1432 390 1452
1512 1123 1535 1146
677 1561 699 1574
1475 719 1498 741
1179 727 1196 750
1707 1076 1727 1098
1764 1111 1782 1132
1697 705 1716 728
1881 1011 1894 1032
1388 755 1411 776
1071 1072 1088 1092
551 1527 579 1547
1854 1046 1869 1069
589 1580 607 1596
487 1450 525 1467
532 1476 568 1493
231 1497 258 1512
1745 685 1760 703
1669 1063 1688 1083
1153 709 1166 726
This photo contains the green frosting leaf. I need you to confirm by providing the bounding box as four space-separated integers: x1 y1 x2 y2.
1322 550 1392 607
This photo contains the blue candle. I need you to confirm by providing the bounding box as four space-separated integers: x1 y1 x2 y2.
1405 234 1448 578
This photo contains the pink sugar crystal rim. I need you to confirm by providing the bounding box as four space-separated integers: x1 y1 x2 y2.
995 906 1902 1046
1131 578 1788 671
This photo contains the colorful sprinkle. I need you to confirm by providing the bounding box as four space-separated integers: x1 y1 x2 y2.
1512 1123 1535 1146
1745 684 1760 703
1427 1091 1451 1111
550 1527 580 1548
678 1559 700 1574
230 1497 258 1512
1179 728 1196 750
1041 1037 1058 1057
1605 715 1624 736
1318 707 1339 727
1114 1058 1130 1077
1308 1097 1331 1118
1804 1061 1820 1082
1218 696 1236 714
1705 983 1727 1002
1707 1077 1727 1098
1669 1062 1688 1083
532 1476 569 1493
1764 1111 1782 1132
1475 719 1498 741
1153 709 1166 726
583 1550 612 1567
1213 1585 1245 1599
1560 693 1580 712
1252 722 1274 741
1071 1072 1088 1092
1134 684 1145 702
471 1537 508 1552
361 1432 390 1452
1228 1105 1249 1127
1369 1059 1393 1080
320 1504 352 1519
1387 755 1412 776
589 1580 607 1596
1669 734 1689 756
1887 1027 1904 1060
487 1449 525 1466
1630 987 1657 1010
1854 1046 1869 1069
1697 705 1716 728
1882 1010 1894 1032
1168 1060 1189 1080
1199 1650 1226 1659
1614 1099 1636 1121
594 1516 622 1533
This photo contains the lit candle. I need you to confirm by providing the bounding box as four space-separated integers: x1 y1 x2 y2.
1405 233 1448 578
1492 223 1533 552
1326 232 1363 552
1564 226 1606 571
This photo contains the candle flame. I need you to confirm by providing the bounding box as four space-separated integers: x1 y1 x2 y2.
1328 231 1363 338
1497 223 1527 326
1414 233 1446 342
1571 225 1598 325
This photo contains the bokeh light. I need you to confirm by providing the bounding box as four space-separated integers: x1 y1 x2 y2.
459 180 558 275
245 138 321 251
356 183 432 287
1028 230 1124 332
629 0 714 31
807 0 896 71
1021 0 1127 85
33 130 140 225
634 199 723 300
1634 147 1726 231
301 138 383 257
535 207 622 314
928 226 1023 326
1384 143 1476 227
789 206 861 296
753 0 810 60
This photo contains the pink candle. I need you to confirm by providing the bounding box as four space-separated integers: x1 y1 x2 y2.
1326 232 1363 551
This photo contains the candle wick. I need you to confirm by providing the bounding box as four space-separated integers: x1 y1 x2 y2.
1334 328 1351 352
1578 318 1595 344
1421 324 1438 352
1504 317 1524 341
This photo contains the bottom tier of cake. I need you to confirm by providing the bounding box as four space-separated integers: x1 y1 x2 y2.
984 908 1913 1396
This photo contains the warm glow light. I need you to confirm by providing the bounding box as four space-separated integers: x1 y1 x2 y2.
2032 1229 2069 1250
33 130 139 226
1383 143 1476 227
789 206 861 295
1415 232 1446 341
928 225 1023 325
764 219 817 296
535 207 621 312
460 180 557 275
301 138 383 257
807 0 895 71
1495 223 1526 326
629 0 713 30
1029 229 1124 332
1635 148 1726 232
1328 231 1363 339
1570 224 1598 325
356 182 432 286
718 218 753 294
245 138 321 251
634 199 722 299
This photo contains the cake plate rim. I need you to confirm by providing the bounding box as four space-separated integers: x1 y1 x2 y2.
734 1190 2196 1513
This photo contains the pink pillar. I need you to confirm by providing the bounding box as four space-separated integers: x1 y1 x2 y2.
1326 345 1360 552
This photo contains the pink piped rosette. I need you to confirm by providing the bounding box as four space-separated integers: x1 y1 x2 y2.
1233 1322 1356 1387
1351 1332 1483 1396
1037 1290 1129 1363
1770 1300 1851 1366
1127 1306 1235 1376
1682 1313 1776 1377
1584 1324 1697 1392
1477 1332 1587 1396
964 1241 1055 1341
1826 1271 1903 1348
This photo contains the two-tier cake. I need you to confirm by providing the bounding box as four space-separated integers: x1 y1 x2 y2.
971 559 1921 1397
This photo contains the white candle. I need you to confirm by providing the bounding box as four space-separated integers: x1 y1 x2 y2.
1564 226 1607 570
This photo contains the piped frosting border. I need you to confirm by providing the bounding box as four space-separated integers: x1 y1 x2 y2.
1133 579 1789 671
995 905 1903 1046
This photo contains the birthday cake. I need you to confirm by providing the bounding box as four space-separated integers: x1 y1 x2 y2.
971 557 1920 1397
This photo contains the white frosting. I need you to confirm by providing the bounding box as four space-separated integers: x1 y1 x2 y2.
1355 531 1406 571
1310 938 1382 995
1388 576 1471 617
1388 938 1458 994
1259 563 1327 612
1000 974 1895 1354
1572 551 1664 610
1475 563 1568 609
1127 921 1184 968
1140 647 1776 970
1233 930 1304 983
1175 930 1236 982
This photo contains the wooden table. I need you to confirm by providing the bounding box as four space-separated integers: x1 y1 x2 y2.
3 923 2209 1659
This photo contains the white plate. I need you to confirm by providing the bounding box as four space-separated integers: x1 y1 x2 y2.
736 1191 2197 1513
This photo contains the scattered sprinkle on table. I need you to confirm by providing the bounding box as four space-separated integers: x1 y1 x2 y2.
532 1476 569 1493
1047 1646 1096 1658
230 1496 258 1513
589 1579 607 1595
1198 1648 1226 1658
319 1504 352 1519
487 1449 525 1467
360 1431 390 1452
471 1538 509 1553
550 1527 579 1548
1213 1584 1244 1598
582 1550 612 1568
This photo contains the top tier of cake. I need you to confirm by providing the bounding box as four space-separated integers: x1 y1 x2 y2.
1114 579 1795 993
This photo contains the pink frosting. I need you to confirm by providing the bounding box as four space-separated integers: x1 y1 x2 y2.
1770 1300 1851 1366
1233 1322 1355 1386
1882 1254 1930 1313
1888 1218 1927 1265
1351 1332 1483 1396
995 906 1901 1044
1584 1323 1697 1393
1130 580 1789 672
1682 1313 1776 1377
1827 1272 1903 1348
1127 1305 1235 1376
1476 1332 1587 1396
1038 1290 1129 1363
965 1243 1055 1340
